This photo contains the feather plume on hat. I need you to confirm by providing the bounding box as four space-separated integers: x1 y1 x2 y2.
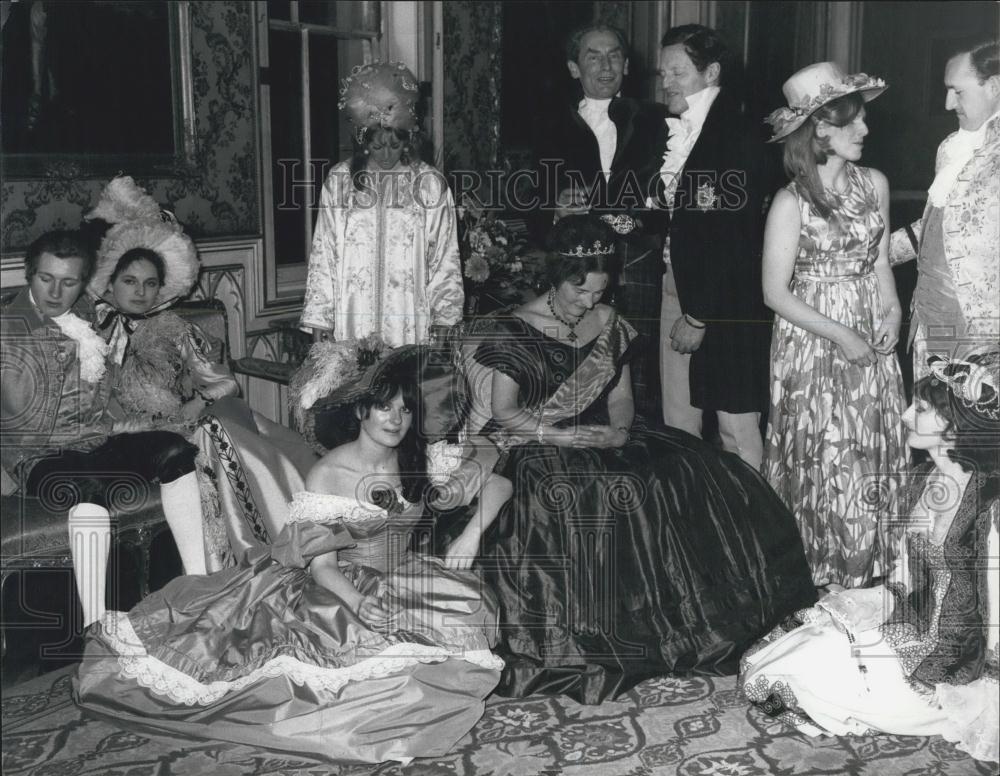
86 176 200 306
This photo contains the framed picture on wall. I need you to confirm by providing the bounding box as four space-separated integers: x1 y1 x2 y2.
0 0 196 179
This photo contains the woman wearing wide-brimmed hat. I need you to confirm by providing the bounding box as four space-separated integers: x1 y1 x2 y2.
760 62 907 590
75 339 507 764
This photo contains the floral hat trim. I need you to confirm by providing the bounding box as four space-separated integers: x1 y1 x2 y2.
927 351 1000 421
765 72 886 143
338 61 420 144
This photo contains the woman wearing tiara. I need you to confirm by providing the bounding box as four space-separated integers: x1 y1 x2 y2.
74 344 504 764
740 350 999 765
457 214 816 704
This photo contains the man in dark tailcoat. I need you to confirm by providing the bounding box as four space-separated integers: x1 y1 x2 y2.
531 23 669 418
655 24 769 467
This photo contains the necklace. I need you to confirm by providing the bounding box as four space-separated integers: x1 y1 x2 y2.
547 288 586 341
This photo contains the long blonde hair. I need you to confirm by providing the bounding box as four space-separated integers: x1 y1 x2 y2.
783 92 864 219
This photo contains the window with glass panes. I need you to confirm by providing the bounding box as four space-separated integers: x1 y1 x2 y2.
260 1 379 289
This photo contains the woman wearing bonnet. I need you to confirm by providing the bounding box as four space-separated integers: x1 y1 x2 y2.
760 62 907 590
740 349 1000 764
300 62 463 346
84 176 324 569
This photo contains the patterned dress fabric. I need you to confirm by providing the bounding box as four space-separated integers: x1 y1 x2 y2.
739 467 1000 764
763 163 907 588
457 312 815 705
300 161 464 346
73 490 502 764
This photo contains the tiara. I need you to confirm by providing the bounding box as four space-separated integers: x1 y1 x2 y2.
927 353 1000 421
558 240 615 257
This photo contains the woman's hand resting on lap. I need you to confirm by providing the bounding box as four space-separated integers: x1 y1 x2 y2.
357 594 393 630
551 425 628 449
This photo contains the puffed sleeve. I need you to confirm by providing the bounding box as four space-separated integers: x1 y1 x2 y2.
419 166 464 327
182 321 239 401
472 317 535 387
269 516 356 569
300 167 346 333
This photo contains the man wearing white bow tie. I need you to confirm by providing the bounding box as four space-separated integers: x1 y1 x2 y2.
889 39 999 380
532 23 670 418
654 24 770 468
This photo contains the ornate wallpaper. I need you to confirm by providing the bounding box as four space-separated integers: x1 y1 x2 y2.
442 1 502 176
1 1 259 252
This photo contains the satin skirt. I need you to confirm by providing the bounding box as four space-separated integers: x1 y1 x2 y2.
477 426 815 704
73 552 502 763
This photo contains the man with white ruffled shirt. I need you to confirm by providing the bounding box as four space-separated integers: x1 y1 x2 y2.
890 39 1000 379
532 23 670 418
653 24 769 468
1 230 207 634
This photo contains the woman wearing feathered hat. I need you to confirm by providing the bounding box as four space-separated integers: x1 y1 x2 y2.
85 176 239 425
75 338 508 764
85 176 321 570
300 61 464 347
741 349 1000 764
760 62 907 590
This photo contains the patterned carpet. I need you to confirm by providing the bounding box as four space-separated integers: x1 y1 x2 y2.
2 666 995 776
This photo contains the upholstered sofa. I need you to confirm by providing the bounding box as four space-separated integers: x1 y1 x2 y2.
0 296 231 682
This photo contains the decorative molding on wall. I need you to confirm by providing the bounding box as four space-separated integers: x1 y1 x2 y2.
194 235 300 332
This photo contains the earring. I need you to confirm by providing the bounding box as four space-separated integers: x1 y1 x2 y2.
363 148 370 155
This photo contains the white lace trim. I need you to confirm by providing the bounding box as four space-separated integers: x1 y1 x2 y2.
98 611 503 707
49 310 109 384
935 677 999 763
426 441 465 485
287 489 414 524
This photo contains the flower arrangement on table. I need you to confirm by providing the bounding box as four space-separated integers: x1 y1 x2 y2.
458 197 545 316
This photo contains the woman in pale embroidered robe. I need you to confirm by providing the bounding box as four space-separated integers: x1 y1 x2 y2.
300 62 463 346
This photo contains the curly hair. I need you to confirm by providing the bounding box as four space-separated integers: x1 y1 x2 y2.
913 355 1000 497
544 214 620 288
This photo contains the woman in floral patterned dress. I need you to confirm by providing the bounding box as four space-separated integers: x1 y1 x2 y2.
300 62 463 346
761 63 906 589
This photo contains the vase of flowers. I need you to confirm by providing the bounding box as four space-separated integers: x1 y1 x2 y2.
458 197 543 316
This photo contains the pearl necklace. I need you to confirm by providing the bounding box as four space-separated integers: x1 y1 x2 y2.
547 289 586 342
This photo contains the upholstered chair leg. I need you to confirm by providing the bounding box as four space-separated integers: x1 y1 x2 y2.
68 503 111 629
159 471 208 575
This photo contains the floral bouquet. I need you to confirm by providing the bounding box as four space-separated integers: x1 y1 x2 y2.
458 197 544 315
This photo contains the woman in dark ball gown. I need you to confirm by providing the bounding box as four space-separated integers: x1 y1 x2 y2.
468 214 816 703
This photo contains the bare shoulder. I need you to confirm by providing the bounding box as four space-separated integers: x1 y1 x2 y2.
305 446 357 494
865 167 890 198
767 187 800 221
